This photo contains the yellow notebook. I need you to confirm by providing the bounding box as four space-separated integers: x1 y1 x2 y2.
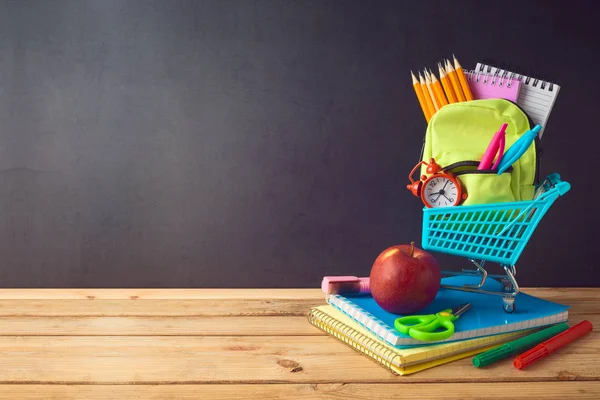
308 304 535 375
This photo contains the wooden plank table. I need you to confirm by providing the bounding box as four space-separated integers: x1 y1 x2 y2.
0 288 598 399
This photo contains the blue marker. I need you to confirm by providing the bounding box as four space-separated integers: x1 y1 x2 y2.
496 124 542 174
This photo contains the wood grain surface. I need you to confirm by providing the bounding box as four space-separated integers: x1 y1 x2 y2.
0 288 598 399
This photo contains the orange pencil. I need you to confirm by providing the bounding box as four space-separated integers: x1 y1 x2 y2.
445 59 466 102
424 69 440 111
411 71 430 122
428 68 448 107
419 72 436 119
438 62 458 103
453 55 474 101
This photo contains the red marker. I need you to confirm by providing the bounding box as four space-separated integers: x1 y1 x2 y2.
513 320 593 370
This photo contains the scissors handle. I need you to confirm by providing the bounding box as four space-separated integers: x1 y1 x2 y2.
394 311 456 342
410 318 455 342
394 314 437 335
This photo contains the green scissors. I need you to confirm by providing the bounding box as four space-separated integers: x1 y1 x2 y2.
393 303 472 342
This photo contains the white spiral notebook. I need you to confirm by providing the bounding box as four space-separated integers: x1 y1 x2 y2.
474 62 561 139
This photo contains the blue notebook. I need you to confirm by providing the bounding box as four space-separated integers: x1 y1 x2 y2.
327 275 569 347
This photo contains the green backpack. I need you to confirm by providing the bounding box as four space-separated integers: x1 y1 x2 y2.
420 99 541 206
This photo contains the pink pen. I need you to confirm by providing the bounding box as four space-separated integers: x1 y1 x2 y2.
321 276 370 295
491 133 506 171
478 123 507 170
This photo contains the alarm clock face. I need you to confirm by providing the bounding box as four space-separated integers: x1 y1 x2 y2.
422 176 460 208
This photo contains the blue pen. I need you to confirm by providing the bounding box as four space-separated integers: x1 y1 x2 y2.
496 125 542 174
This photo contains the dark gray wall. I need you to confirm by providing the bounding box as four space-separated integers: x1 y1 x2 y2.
1 0 598 288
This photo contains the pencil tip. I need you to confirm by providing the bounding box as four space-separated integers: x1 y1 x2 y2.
411 71 418 83
453 54 461 68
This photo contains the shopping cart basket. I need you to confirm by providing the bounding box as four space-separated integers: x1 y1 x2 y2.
421 173 571 313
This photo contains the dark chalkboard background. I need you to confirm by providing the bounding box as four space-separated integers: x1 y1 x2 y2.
1 0 598 288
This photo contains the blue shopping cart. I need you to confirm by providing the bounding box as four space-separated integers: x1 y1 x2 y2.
421 173 571 313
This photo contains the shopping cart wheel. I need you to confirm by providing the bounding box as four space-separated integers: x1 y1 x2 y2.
502 296 515 313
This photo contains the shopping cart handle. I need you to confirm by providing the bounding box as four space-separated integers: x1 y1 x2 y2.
556 181 571 196
539 173 570 197
546 172 561 186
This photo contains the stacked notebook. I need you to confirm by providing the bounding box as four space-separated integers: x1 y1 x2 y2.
308 275 569 375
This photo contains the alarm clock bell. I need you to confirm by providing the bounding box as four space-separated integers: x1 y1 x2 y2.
407 158 467 208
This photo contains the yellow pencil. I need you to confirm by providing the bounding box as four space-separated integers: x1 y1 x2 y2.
453 55 474 101
438 62 458 103
424 69 440 111
419 72 436 119
429 68 448 107
445 59 466 102
411 71 430 122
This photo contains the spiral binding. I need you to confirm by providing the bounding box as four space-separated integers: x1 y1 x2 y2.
476 63 555 92
307 308 401 373
467 68 515 89
327 294 398 345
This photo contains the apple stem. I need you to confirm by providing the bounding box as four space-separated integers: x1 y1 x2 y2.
410 241 415 257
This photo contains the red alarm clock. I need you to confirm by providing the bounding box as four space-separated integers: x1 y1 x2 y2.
407 158 467 208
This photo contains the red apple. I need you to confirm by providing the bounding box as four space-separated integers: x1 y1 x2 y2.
369 242 441 314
